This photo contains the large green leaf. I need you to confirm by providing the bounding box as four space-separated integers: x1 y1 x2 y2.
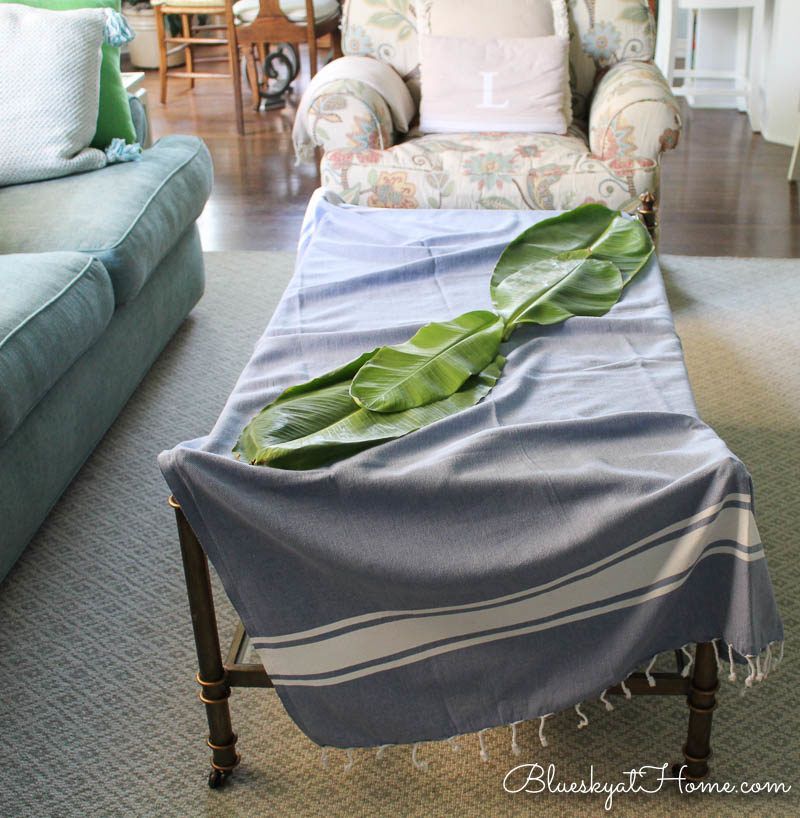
233 350 378 465
234 355 505 470
491 204 653 292
493 256 623 330
238 203 652 470
349 310 504 412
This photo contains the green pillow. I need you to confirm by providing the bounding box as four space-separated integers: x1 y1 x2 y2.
0 0 137 148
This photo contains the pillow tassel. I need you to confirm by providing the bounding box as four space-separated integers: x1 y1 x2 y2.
104 8 135 47
105 138 142 163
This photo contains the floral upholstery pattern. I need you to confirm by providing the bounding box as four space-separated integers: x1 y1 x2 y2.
321 130 659 212
306 79 397 157
567 0 656 121
341 0 422 103
303 0 672 212
589 61 681 159
339 0 656 118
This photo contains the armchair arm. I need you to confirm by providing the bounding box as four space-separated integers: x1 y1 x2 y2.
293 56 416 162
589 61 681 161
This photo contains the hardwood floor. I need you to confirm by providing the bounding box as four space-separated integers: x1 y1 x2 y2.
139 68 800 256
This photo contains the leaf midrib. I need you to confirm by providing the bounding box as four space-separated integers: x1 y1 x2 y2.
503 257 586 328
500 214 630 328
354 315 498 403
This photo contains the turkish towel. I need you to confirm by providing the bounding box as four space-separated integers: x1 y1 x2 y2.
293 56 415 162
159 193 783 749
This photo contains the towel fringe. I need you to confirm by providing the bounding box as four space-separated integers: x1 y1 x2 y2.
538 714 551 747
680 644 694 678
773 639 785 669
575 703 589 729
763 644 773 678
343 748 355 772
711 639 723 675
743 655 757 690
477 729 489 762
510 721 522 756
727 643 737 682
599 689 614 711
323 638 787 773
446 736 461 752
411 742 428 771
644 655 658 687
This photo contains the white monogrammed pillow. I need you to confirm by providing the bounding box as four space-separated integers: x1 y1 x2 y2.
419 35 569 134
418 0 571 132
421 0 559 39
0 4 108 187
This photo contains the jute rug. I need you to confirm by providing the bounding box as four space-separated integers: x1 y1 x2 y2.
1 252 797 817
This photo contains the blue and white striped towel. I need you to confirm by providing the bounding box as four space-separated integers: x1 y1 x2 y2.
159 193 783 749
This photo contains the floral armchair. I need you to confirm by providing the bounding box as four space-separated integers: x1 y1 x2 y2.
294 0 681 212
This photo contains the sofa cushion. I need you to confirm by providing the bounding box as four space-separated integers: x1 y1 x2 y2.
0 252 114 446
320 129 659 212
0 135 213 305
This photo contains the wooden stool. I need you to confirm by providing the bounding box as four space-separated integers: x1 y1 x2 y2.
153 1 244 131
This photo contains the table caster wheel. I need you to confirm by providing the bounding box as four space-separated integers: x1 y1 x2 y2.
208 769 231 789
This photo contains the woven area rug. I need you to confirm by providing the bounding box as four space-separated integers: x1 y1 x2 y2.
0 252 797 817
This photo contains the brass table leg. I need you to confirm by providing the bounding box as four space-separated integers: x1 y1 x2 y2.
637 191 658 247
675 641 719 782
170 496 240 789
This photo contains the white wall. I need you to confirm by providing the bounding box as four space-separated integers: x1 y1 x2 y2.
761 1 800 146
691 8 742 110
669 2 799 146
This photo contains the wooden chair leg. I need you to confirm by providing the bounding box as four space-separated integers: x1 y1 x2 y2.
307 31 318 79
675 642 719 781
227 16 245 136
155 6 169 104
182 13 195 90
170 497 240 789
244 46 261 111
331 26 342 59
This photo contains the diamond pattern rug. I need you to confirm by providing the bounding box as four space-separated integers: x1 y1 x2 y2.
0 252 796 817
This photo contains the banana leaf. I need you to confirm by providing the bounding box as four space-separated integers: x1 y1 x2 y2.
491 204 653 289
493 256 623 330
234 354 505 470
490 204 653 336
349 310 504 412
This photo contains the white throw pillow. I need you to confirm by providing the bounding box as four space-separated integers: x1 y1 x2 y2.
419 35 569 134
418 0 572 132
0 4 108 187
422 0 558 39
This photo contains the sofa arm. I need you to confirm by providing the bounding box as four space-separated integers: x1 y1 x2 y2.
589 61 681 161
293 56 416 162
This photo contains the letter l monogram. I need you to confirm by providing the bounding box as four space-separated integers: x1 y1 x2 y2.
477 71 510 109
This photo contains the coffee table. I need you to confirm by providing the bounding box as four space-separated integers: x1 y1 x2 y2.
160 192 780 789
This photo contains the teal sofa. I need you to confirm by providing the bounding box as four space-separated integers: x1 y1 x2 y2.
0 117 213 582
